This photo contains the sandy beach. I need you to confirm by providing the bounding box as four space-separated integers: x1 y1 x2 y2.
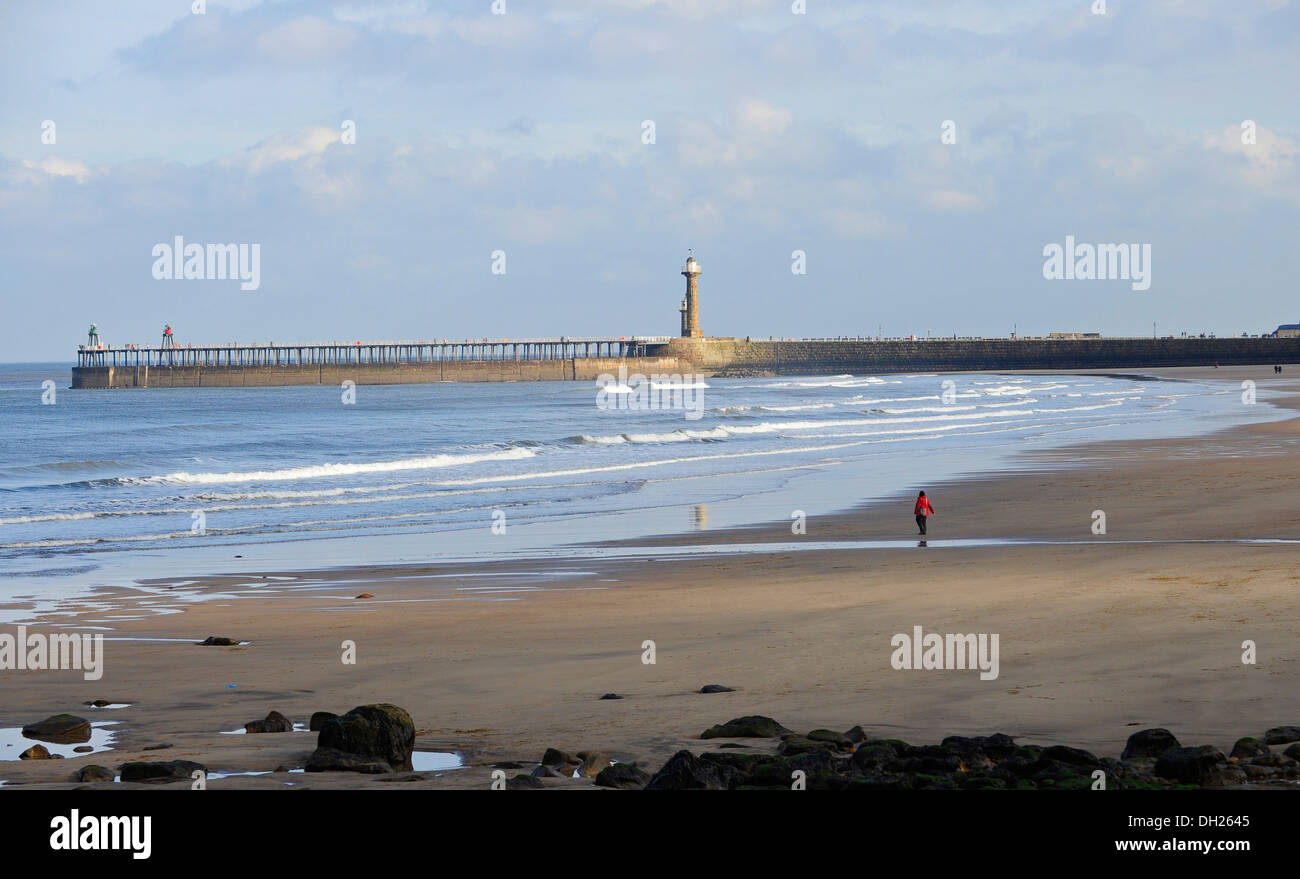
2 365 1297 789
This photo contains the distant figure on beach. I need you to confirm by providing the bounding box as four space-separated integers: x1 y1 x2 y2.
914 491 935 535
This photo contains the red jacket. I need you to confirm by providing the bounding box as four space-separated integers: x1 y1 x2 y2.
914 496 934 517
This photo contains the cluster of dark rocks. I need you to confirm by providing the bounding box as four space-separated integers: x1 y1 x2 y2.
501 748 616 788
610 717 1300 790
17 703 420 784
23 702 1299 790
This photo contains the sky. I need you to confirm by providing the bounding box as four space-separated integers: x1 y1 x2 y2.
1 0 1298 361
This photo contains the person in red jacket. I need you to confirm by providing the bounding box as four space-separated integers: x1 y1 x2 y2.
914 491 935 535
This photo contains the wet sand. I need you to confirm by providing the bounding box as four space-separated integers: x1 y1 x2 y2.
1 365 1297 789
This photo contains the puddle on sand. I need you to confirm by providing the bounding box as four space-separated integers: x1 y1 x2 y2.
202 759 457 779
412 751 463 771
0 721 120 760
220 722 310 735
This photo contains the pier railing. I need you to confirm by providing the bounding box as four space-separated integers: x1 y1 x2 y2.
76 337 653 368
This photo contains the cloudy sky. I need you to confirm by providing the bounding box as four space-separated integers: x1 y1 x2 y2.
2 0 1297 361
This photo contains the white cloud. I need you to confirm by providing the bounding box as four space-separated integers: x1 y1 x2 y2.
734 99 793 137
219 128 340 174
255 16 358 62
927 188 981 211
1205 123 1299 191
21 157 93 183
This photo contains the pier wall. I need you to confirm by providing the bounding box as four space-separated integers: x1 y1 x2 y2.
70 337 1300 388
70 357 690 389
655 337 1300 376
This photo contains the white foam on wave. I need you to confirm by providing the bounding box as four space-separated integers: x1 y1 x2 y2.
878 405 977 414
132 448 537 486
0 511 97 526
575 427 730 444
758 375 886 389
650 380 709 390
566 409 1041 447
978 383 1070 396
716 403 837 414
427 438 888 487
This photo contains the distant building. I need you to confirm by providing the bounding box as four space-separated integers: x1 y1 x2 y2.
1049 332 1102 340
1274 324 1300 338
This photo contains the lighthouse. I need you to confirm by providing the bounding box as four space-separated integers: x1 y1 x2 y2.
680 250 702 338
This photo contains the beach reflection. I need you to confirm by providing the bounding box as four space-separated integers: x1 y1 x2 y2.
692 504 709 530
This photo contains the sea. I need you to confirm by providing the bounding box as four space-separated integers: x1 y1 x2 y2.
0 363 1289 602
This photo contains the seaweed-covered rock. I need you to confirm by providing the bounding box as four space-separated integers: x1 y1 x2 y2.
303 747 392 774
19 744 51 760
960 776 1008 790
645 750 727 790
941 733 1018 760
1040 745 1102 767
308 711 338 732
314 704 415 771
119 760 207 783
1263 726 1300 746
74 765 115 783
779 735 840 756
541 748 580 767
700 716 791 739
21 714 90 744
197 636 239 646
1153 746 1228 785
244 710 294 733
806 729 854 750
594 763 651 789
740 752 838 788
507 774 545 790
851 740 905 773
699 684 735 694
1229 737 1269 761
1242 764 1278 780
894 744 962 775
1121 728 1180 761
